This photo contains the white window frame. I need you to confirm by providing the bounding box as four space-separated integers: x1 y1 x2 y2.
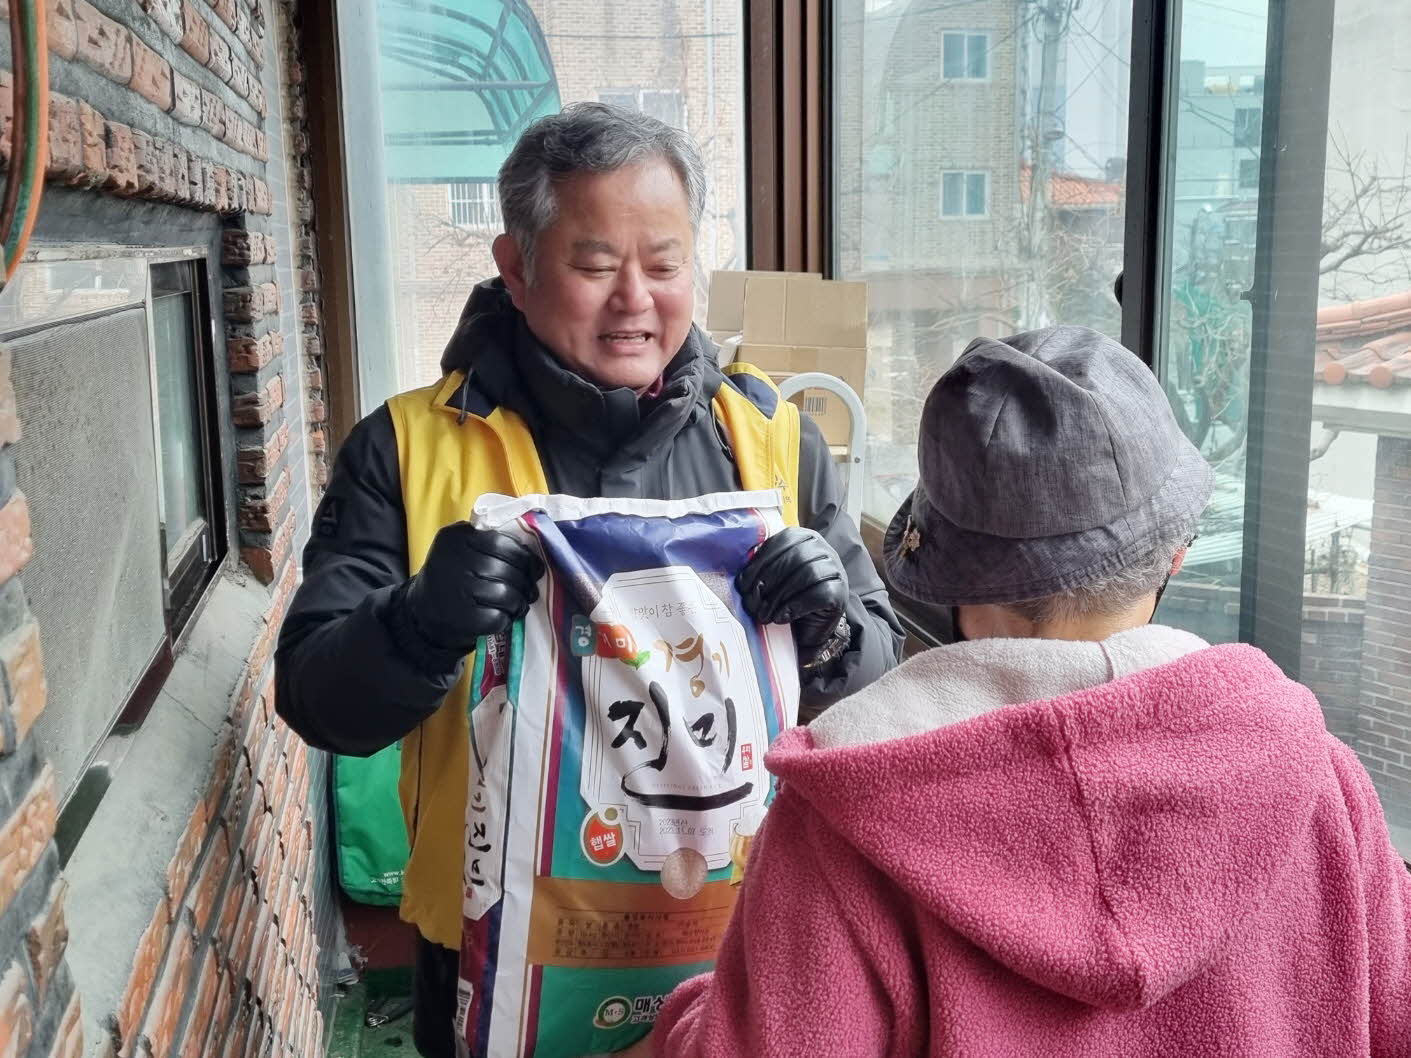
942 31 991 82
447 180 502 231
940 170 990 219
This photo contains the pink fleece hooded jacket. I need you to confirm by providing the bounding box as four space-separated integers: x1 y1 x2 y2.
652 638 1411 1057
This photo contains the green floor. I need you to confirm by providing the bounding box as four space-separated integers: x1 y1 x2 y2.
326 968 418 1057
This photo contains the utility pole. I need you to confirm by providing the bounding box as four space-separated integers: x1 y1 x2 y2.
1023 0 1069 328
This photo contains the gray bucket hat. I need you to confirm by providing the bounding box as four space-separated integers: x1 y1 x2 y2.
884 325 1214 606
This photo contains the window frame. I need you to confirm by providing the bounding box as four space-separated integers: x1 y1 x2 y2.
941 31 991 83
939 169 991 219
446 179 503 232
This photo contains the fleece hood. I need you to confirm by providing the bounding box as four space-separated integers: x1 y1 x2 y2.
765 640 1330 1012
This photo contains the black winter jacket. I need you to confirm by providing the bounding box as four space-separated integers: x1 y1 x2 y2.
275 280 903 753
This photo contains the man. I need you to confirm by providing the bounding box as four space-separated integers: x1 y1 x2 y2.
275 102 903 1058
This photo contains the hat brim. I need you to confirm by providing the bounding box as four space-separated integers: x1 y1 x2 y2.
883 440 1215 607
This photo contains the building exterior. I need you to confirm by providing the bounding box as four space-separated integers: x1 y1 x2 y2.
380 0 748 390
0 0 338 1054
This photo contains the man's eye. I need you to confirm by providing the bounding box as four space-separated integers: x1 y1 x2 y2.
576 266 615 276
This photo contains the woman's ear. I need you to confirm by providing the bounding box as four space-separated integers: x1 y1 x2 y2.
1170 546 1188 579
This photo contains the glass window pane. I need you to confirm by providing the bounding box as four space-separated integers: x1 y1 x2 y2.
942 33 965 79
967 34 988 79
966 172 987 215
1154 1 1268 643
941 172 964 216
1156 0 1411 853
348 0 748 397
835 0 1131 522
151 286 207 560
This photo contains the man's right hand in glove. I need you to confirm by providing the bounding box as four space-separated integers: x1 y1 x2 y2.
400 522 545 653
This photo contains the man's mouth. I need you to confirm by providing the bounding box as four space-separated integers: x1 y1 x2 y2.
599 331 652 345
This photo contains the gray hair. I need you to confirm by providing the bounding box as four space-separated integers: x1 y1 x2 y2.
1002 527 1192 626
497 102 707 278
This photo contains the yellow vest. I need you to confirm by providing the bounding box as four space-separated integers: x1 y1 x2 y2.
385 362 802 947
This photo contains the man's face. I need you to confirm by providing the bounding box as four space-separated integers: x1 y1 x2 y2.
494 159 696 392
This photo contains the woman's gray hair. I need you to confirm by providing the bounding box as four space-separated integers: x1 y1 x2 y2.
498 102 707 278
1003 525 1193 626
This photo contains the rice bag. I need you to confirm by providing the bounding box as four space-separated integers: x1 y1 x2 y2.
456 490 801 1058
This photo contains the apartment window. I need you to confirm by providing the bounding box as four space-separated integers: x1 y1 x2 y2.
1239 158 1260 189
600 88 687 130
941 171 989 217
942 32 990 81
1234 106 1262 148
2 253 226 808
150 260 223 630
447 180 502 231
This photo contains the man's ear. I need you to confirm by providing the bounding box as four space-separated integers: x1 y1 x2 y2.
492 234 530 310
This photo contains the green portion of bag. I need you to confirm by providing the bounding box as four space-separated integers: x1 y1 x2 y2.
333 744 410 906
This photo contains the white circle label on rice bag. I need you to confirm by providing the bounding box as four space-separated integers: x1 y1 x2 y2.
580 566 771 874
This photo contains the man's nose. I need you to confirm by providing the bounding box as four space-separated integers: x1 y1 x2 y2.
608 266 654 315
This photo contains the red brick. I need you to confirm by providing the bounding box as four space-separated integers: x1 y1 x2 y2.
223 286 262 323
252 177 271 215
189 829 232 934
0 963 33 1058
131 130 158 195
171 69 201 127
213 167 231 213
177 947 221 1058
236 421 290 485
116 906 170 1047
46 0 78 60
131 38 174 111
0 71 12 166
207 960 238 1046
258 281 281 315
0 493 34 587
73 101 107 186
199 88 226 140
179 0 209 64
207 29 232 81
227 334 272 374
49 991 82 1058
221 1000 252 1058
165 799 208 918
232 374 284 429
238 466 291 534
204 721 240 823
45 93 83 181
228 58 250 101
214 874 250 963
171 144 191 206
0 347 19 447
137 922 193 1058
104 122 138 197
0 764 54 919
209 0 236 29
142 0 183 43
24 878 68 1002
222 229 257 267
0 618 46 752
241 510 294 585
75 0 133 84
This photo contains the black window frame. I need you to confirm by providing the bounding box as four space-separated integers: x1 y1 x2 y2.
145 257 228 650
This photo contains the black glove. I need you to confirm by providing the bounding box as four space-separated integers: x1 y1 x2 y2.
401 522 545 653
737 527 851 668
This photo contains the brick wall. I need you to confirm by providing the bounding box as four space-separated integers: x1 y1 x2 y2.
0 0 333 1053
1359 436 1411 830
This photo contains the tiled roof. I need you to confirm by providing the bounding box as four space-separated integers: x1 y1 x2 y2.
1316 292 1411 388
1018 165 1123 209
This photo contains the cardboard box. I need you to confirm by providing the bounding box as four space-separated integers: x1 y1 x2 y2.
708 270 869 446
706 269 820 334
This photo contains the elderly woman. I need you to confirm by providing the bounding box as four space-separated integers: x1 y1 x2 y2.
634 326 1411 1057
